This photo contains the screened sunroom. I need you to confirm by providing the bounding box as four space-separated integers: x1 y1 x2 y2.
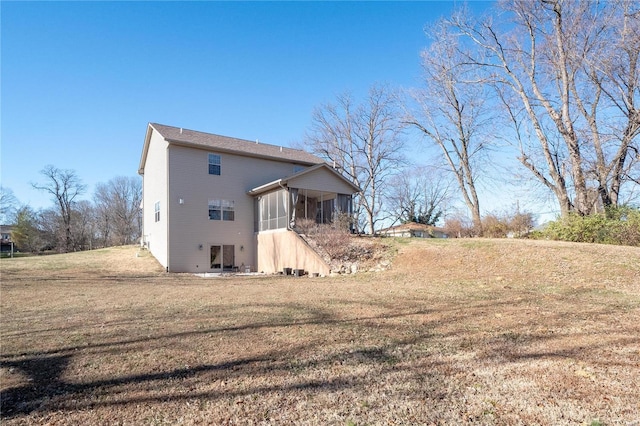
255 187 353 232
248 164 360 233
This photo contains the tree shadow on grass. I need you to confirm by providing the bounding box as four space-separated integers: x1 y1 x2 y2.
0 301 440 419
0 353 275 418
1 355 71 418
0 333 437 419
1 296 636 421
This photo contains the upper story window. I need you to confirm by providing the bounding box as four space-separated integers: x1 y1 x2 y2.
208 153 221 175
209 199 234 221
154 201 160 222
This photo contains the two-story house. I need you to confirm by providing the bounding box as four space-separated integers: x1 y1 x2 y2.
138 123 359 275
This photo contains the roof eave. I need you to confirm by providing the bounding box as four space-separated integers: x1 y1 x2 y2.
247 179 284 196
138 123 156 175
165 138 321 166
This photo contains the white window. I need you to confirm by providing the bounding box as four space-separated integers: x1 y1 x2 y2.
209 199 234 221
208 153 221 175
222 199 235 221
154 201 160 222
209 199 221 220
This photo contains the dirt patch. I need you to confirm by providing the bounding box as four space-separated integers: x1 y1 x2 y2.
1 240 638 424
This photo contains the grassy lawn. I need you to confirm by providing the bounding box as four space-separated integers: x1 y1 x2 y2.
1 240 639 425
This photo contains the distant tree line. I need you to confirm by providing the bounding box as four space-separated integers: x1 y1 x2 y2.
1 166 141 254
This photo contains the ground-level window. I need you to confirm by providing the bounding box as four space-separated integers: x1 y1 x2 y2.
209 199 234 221
208 153 221 175
154 201 160 222
210 244 235 270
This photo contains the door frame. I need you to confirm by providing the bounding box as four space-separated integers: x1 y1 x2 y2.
209 244 235 272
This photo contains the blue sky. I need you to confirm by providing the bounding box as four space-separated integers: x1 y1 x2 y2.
3 1 522 217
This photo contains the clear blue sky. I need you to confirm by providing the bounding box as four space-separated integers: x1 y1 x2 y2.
3 1 504 214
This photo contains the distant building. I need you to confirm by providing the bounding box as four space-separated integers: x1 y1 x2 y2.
378 222 448 239
0 225 14 253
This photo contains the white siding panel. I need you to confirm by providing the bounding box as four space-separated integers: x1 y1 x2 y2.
288 168 358 194
142 130 169 268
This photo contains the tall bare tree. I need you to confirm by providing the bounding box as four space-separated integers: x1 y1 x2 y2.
94 176 142 246
405 20 493 235
0 186 18 224
72 200 97 250
36 208 63 251
589 0 640 206
306 84 406 234
387 166 450 226
32 165 86 252
449 0 639 216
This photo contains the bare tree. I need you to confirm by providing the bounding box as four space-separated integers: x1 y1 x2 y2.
589 0 640 207
32 165 86 252
0 186 18 224
306 84 406 234
387 166 450 226
450 0 639 215
93 176 142 246
72 200 97 250
93 184 112 247
405 21 493 235
36 208 62 252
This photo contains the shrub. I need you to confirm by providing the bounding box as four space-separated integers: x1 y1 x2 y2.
313 224 352 259
294 215 353 259
535 206 640 246
444 216 475 238
482 214 509 238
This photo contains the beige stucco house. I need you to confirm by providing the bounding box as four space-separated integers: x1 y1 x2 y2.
378 222 449 238
138 123 359 274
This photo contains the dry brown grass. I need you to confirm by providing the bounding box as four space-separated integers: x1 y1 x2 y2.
1 240 639 425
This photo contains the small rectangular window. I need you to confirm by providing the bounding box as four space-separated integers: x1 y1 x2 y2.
208 153 221 175
208 199 221 220
222 199 235 221
154 201 160 222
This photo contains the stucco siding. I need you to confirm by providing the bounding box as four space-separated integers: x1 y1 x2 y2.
165 144 307 272
287 168 357 194
257 229 330 276
142 130 169 268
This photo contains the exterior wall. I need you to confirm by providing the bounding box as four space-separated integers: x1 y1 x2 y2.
165 144 306 272
287 167 356 194
257 229 330 276
142 130 169 268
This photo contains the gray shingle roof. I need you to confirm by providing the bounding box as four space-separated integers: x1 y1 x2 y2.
150 123 324 165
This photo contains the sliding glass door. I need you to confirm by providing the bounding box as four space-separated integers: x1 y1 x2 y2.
210 245 235 271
